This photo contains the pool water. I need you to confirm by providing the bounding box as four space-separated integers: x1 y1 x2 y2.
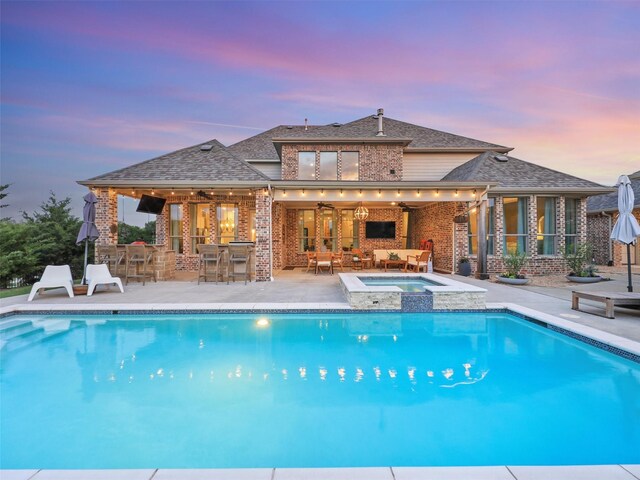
1 312 639 469
359 276 442 292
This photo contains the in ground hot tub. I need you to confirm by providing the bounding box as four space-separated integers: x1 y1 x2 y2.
340 272 486 311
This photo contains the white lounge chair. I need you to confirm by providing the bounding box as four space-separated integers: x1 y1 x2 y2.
86 264 124 296
27 265 75 302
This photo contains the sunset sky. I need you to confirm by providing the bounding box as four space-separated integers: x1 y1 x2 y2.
1 1 638 224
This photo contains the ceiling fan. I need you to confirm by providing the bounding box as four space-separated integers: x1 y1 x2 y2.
317 202 335 210
398 202 419 212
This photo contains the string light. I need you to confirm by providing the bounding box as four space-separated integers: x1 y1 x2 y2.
396 189 401 197
416 189 421 197
435 189 440 197
171 188 175 195
302 189 306 196
320 188 325 196
340 189 344 197
282 190 287 197
358 189 363 196
377 189 382 197
455 189 459 197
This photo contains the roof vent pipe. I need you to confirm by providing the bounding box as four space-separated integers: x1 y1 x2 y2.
376 108 385 136
304 118 308 131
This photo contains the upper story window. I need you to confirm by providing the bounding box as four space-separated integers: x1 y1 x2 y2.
319 152 338 180
503 197 528 254
298 152 315 180
537 197 557 255
341 152 359 180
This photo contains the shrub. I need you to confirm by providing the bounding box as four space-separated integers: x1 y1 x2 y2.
562 243 597 277
501 250 528 279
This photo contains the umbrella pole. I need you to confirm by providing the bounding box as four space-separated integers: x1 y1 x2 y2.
627 243 633 292
82 239 89 285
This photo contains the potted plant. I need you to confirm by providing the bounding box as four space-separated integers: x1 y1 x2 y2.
458 257 472 276
496 250 529 285
562 244 603 283
388 252 400 261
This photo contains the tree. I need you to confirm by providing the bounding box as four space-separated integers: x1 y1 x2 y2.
0 220 39 288
0 184 10 221
22 192 87 279
118 220 156 244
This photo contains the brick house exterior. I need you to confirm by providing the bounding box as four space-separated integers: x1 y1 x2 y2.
587 171 640 266
79 109 612 281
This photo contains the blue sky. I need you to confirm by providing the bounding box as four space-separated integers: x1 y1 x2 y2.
1 1 639 224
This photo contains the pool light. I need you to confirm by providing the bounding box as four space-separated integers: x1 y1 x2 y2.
256 318 271 328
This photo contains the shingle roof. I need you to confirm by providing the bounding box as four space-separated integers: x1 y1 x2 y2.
443 151 606 190
86 140 269 183
587 176 640 213
227 116 510 160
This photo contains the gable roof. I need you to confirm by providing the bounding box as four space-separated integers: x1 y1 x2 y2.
228 115 511 160
443 151 610 192
82 140 269 186
587 174 640 213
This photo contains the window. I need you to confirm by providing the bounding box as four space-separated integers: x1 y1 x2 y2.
537 197 557 255
249 209 256 243
217 204 238 244
468 198 495 256
503 197 528 254
341 210 359 251
169 204 183 254
341 151 359 180
320 209 337 252
319 152 338 180
190 204 210 254
298 152 315 180
565 198 579 254
298 210 316 252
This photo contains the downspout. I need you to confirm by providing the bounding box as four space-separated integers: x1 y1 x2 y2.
602 211 613 266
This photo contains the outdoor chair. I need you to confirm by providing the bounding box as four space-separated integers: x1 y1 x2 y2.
331 251 345 272
125 245 156 285
315 252 333 275
305 251 317 272
406 250 432 273
96 244 123 276
227 244 252 284
197 244 223 284
27 265 74 301
352 249 373 269
86 264 124 296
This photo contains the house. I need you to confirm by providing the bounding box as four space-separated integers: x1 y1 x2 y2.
79 109 612 281
587 171 640 266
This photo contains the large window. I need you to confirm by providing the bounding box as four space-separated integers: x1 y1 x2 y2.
190 204 210 254
319 152 338 180
217 204 238 244
341 210 359 251
341 151 359 180
320 209 337 252
565 198 579 254
537 197 557 255
503 197 528 254
468 198 495 256
298 152 316 180
298 210 316 252
169 204 183 254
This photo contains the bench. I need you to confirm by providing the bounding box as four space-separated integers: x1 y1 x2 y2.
571 291 640 319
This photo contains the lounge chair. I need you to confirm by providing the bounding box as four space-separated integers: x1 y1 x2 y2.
352 249 373 269
86 264 124 296
27 265 74 302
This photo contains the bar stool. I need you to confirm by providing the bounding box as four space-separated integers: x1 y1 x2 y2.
96 244 123 276
227 244 252 285
197 244 223 284
125 245 156 285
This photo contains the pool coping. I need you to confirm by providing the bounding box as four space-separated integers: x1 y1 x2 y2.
1 302 639 478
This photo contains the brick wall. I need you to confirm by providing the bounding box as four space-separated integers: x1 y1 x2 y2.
281 143 403 181
612 208 640 266
95 188 118 246
255 190 272 281
587 213 613 265
272 202 285 270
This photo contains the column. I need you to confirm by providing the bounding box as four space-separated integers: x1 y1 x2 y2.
255 189 273 281
475 198 489 279
95 188 118 245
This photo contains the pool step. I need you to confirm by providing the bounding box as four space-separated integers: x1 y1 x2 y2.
0 318 75 352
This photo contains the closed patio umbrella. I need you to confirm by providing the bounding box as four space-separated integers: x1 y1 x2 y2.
610 175 640 292
76 191 100 285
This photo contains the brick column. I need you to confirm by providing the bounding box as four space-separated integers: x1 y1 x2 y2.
578 197 588 244
272 202 284 270
255 190 273 281
209 202 217 244
557 196 566 255
528 195 537 257
156 210 167 247
95 188 118 245
182 201 190 254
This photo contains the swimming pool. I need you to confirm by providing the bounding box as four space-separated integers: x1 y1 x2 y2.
1 311 639 469
358 276 443 292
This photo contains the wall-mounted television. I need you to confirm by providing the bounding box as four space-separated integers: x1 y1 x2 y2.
365 221 396 239
136 194 166 215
